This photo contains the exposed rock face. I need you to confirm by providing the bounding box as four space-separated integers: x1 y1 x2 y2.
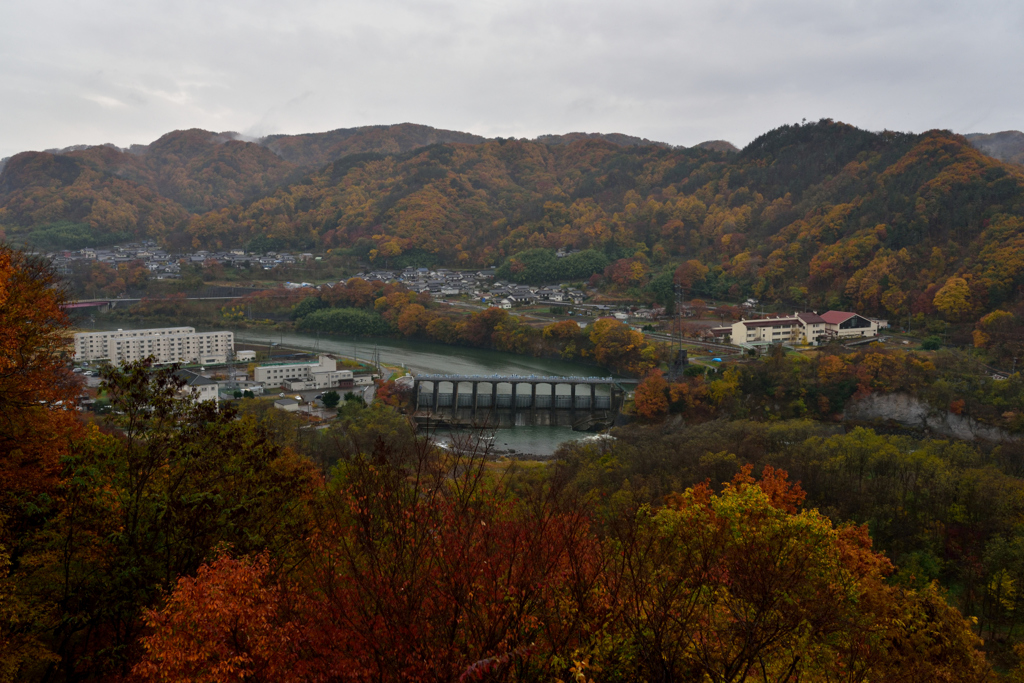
844 393 1019 443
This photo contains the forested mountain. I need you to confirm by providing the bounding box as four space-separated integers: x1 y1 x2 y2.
3 119 1024 322
533 131 672 148
263 122 488 166
693 139 740 152
0 128 297 221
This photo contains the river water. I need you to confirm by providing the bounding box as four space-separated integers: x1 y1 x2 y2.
81 319 617 454
237 330 614 455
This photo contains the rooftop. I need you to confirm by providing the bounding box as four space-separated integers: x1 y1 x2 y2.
820 311 857 324
258 360 320 368
741 318 802 329
173 369 218 387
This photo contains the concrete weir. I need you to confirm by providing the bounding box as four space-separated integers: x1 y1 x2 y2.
411 373 628 430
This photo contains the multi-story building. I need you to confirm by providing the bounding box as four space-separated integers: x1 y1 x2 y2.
730 315 806 345
73 327 234 365
254 356 354 390
725 311 879 347
818 311 881 339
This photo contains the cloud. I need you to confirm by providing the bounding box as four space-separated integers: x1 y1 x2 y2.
83 94 128 109
0 0 1022 157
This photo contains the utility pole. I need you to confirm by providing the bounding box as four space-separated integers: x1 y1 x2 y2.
676 283 683 354
669 284 688 381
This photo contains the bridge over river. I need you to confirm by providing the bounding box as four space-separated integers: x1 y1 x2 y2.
412 373 636 430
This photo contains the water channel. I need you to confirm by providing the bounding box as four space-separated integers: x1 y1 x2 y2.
82 319 620 454
235 330 619 456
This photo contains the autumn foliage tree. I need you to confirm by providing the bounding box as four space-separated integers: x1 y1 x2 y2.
0 247 81 526
634 368 669 420
137 441 605 682
0 240 1006 680
296 282 664 376
137 458 992 682
1 357 320 681
135 552 331 683
933 275 975 322
973 307 1024 365
0 247 83 678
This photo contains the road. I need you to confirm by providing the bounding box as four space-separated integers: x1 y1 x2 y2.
643 332 741 354
70 296 255 304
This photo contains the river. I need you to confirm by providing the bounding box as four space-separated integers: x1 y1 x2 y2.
234 330 617 456
79 320 617 455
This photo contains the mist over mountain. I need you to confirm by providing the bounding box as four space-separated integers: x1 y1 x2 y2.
966 131 1024 167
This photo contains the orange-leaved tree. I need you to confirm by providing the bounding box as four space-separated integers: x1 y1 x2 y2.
136 447 993 682
587 318 660 375
634 368 669 421
136 552 336 683
600 465 991 682
137 441 608 682
0 246 81 523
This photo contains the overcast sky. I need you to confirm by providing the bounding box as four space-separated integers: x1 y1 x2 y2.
1 0 1021 159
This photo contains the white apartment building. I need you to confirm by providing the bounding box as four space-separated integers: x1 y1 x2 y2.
254 355 353 390
726 311 879 347
74 327 234 365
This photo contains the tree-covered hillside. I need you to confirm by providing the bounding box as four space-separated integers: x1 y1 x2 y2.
3 119 1024 322
262 122 489 166
0 245 1003 680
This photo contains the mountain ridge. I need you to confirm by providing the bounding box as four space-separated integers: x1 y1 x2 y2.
4 123 1015 185
2 119 1023 325
0 123 735 177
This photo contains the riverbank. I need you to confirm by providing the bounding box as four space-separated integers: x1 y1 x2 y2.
90 291 662 378
77 320 616 455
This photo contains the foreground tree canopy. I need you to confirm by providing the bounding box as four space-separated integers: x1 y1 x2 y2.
0 244 1013 681
136 460 990 683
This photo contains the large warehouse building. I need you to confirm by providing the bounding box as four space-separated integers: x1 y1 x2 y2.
73 327 235 365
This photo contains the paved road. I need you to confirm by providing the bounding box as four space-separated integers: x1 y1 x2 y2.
71 296 255 304
643 332 740 354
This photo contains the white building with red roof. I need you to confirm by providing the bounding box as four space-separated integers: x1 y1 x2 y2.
818 311 880 339
726 310 879 347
